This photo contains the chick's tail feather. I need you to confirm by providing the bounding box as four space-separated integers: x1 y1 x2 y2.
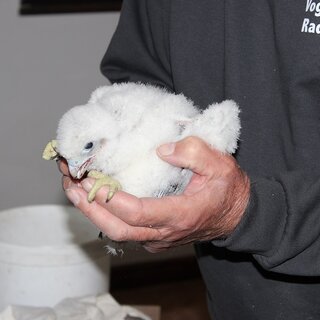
182 100 241 154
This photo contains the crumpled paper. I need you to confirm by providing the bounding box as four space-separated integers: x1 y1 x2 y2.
0 294 151 320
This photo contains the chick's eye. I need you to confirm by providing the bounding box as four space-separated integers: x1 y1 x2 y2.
84 142 93 150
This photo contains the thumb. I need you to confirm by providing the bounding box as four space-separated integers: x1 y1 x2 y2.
157 136 219 176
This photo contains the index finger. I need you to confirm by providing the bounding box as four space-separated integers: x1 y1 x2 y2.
86 182 188 227
66 187 161 242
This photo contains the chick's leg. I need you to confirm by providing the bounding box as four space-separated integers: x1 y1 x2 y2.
87 170 122 202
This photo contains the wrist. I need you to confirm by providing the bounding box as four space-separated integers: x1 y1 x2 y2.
224 169 250 236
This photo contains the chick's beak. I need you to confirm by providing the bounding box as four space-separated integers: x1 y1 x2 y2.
67 156 95 179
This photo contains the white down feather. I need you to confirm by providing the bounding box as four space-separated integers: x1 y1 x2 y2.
56 82 241 198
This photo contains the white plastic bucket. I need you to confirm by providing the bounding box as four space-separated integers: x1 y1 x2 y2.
0 205 110 311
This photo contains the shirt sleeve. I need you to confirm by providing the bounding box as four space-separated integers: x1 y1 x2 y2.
213 170 320 276
100 0 173 90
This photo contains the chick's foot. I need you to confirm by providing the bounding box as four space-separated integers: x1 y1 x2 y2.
42 140 59 160
87 170 122 202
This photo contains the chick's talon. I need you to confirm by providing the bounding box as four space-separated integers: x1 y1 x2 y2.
42 140 59 160
87 170 122 203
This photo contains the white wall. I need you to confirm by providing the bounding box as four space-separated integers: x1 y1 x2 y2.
0 1 194 265
0 0 119 210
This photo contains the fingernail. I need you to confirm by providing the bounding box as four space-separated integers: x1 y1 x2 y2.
66 189 80 206
82 179 93 192
157 143 175 156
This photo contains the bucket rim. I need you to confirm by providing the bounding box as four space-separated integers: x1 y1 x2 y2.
0 204 109 266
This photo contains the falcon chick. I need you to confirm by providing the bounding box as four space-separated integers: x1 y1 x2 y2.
43 82 241 202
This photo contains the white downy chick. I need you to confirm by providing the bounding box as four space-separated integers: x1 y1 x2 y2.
45 82 241 256
56 82 241 199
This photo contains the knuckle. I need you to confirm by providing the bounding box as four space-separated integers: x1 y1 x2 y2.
131 210 145 226
183 135 201 145
110 228 129 242
120 210 144 227
182 136 206 157
130 202 149 227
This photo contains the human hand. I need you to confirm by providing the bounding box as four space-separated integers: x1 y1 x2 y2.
62 137 250 252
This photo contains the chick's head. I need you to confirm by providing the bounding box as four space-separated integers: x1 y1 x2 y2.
56 103 119 179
